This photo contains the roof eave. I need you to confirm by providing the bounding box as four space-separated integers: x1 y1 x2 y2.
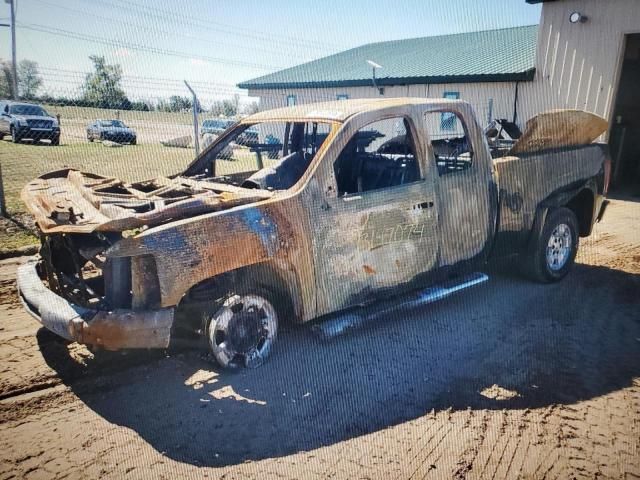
238 69 536 90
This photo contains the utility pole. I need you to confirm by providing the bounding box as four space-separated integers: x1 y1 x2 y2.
4 0 17 99
0 0 15 217
184 80 200 155
0 163 6 217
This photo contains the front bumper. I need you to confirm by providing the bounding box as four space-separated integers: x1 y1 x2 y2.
16 126 59 140
102 133 135 143
16 259 174 350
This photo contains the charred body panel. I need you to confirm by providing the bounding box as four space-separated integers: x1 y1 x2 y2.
107 199 316 321
16 99 610 354
494 143 608 254
21 169 274 234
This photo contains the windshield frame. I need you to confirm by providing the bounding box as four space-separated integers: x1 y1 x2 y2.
9 104 49 116
182 119 340 193
99 120 126 128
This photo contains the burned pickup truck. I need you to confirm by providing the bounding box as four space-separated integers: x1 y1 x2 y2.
17 99 610 368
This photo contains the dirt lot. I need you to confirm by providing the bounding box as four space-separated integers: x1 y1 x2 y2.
0 198 638 479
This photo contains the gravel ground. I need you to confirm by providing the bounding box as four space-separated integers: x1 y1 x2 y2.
0 198 638 479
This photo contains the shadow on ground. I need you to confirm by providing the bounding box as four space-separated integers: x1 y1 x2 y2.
39 262 640 467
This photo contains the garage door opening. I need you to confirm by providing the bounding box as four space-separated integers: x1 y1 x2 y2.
609 33 640 194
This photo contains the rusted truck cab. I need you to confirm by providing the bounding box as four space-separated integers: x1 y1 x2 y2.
17 99 609 368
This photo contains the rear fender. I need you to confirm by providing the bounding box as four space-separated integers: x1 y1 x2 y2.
528 179 597 249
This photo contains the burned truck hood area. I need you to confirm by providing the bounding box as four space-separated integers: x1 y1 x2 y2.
21 169 274 234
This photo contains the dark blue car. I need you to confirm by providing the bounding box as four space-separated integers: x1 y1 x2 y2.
0 101 60 145
87 119 137 144
201 119 234 136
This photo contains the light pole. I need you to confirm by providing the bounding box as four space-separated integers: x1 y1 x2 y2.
184 80 200 156
367 60 383 95
2 0 18 100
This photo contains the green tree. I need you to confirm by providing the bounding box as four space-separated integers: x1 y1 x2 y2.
82 55 128 107
168 95 192 112
242 100 259 116
17 60 42 98
0 60 14 98
210 98 238 117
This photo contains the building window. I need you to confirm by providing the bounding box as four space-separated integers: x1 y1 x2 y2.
336 94 349 100
286 95 297 106
441 91 460 130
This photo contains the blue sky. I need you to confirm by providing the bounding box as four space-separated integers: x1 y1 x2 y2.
0 0 541 106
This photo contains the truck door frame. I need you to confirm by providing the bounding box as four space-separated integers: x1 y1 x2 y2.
422 102 499 271
303 106 442 316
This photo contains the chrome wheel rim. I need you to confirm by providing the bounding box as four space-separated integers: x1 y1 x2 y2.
546 223 572 271
208 294 277 369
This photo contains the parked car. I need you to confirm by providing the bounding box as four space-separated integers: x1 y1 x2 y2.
17 99 610 369
235 126 259 146
201 118 233 136
87 120 137 144
0 100 60 145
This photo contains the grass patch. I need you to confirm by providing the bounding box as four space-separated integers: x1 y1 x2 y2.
0 228 37 251
0 216 38 251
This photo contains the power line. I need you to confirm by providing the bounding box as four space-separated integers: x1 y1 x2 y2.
29 0 325 62
38 66 242 90
39 72 243 96
18 22 286 71
92 0 345 51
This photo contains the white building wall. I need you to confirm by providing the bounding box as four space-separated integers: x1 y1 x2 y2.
249 81 518 130
247 0 640 134
518 0 640 133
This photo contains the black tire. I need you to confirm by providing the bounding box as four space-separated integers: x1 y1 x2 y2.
51 136 60 146
202 285 279 369
10 126 20 143
523 207 579 283
88 134 93 142
130 137 137 145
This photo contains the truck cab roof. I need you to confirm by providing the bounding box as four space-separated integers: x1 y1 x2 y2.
243 97 466 124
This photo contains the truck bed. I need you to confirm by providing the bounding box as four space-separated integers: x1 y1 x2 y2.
495 143 607 241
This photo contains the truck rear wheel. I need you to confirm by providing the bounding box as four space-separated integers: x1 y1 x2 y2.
204 290 278 369
524 207 579 283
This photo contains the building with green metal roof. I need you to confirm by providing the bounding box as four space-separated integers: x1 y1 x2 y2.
238 0 640 191
238 25 538 91
238 25 540 127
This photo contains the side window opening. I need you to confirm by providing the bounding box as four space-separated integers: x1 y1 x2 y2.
425 111 473 176
241 121 331 191
333 117 421 196
441 91 460 131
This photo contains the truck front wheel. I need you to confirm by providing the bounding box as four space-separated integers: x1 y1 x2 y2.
11 126 21 143
525 207 579 283
204 290 278 369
